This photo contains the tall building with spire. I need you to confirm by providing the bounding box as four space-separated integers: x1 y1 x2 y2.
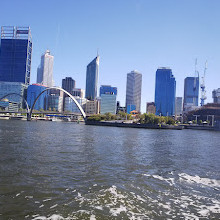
125 70 142 113
37 50 54 87
85 55 99 100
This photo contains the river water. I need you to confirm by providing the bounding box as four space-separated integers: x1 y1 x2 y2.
0 120 219 219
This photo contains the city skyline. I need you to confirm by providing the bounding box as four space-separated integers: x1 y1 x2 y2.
0 0 220 112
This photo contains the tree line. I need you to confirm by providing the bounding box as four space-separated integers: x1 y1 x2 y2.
87 112 175 125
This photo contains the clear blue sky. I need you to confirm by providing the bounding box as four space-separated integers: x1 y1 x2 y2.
1 0 220 112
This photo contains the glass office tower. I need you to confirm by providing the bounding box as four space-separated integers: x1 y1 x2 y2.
100 85 117 114
37 50 54 87
100 85 117 96
0 26 32 85
155 67 176 116
0 81 27 108
85 56 99 100
27 84 47 110
183 77 199 112
62 77 75 93
125 70 142 113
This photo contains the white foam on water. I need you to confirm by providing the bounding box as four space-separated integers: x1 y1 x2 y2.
50 204 58 209
48 214 64 220
76 210 91 215
25 195 33 199
32 214 40 218
32 216 46 220
109 205 127 216
43 198 52 202
182 213 200 220
28 182 219 219
32 214 66 220
90 214 96 220
179 173 220 188
107 185 125 199
143 174 175 186
94 206 103 210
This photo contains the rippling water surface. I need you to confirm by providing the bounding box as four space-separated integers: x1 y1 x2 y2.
0 120 219 219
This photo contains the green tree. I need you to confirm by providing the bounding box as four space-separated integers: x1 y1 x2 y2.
167 117 175 125
105 112 112 120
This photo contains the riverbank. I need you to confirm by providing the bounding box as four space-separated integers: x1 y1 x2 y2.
85 120 220 131
85 120 184 130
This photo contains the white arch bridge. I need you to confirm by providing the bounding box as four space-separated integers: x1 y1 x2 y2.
0 87 86 121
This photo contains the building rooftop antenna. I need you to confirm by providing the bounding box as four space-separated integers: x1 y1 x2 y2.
97 48 99 57
200 61 207 106
193 59 198 91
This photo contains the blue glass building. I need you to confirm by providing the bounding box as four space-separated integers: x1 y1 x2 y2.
85 56 99 100
100 85 117 95
0 26 32 85
27 84 47 110
100 85 117 114
183 77 199 111
0 81 27 108
155 68 176 116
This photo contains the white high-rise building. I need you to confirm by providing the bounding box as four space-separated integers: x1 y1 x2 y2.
37 50 54 87
125 70 142 113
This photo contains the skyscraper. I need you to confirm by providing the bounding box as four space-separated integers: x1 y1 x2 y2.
175 97 183 116
100 85 117 96
100 85 117 114
155 67 176 116
85 55 99 100
37 50 54 87
27 84 47 110
62 77 75 93
183 77 199 112
125 70 142 113
0 26 32 85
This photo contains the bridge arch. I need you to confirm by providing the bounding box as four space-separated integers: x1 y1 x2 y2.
0 93 30 113
29 87 86 120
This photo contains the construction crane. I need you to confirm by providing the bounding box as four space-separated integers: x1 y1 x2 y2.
200 61 207 106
